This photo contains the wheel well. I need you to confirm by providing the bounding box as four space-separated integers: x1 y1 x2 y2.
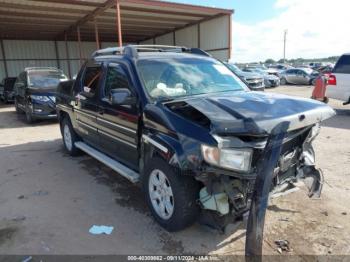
58 111 70 132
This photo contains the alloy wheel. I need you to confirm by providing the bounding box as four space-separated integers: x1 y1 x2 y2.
148 169 174 220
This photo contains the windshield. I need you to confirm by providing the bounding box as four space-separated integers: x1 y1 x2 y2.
225 63 242 74
248 68 266 75
137 58 247 100
28 70 68 89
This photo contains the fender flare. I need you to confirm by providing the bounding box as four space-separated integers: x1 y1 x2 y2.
140 132 184 177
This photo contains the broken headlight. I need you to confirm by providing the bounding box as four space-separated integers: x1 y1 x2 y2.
201 145 253 172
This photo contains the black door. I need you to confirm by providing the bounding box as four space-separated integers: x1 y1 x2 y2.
97 62 139 170
14 72 27 107
74 64 103 148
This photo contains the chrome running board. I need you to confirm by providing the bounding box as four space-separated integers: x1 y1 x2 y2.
75 142 139 183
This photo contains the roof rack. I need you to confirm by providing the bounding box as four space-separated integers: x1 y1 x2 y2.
92 45 211 59
24 67 60 71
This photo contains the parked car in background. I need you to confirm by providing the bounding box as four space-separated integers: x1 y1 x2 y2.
280 68 319 85
56 45 334 232
0 77 17 103
309 62 327 70
317 64 334 76
14 67 68 123
326 54 350 104
224 63 265 91
243 68 280 88
269 64 293 71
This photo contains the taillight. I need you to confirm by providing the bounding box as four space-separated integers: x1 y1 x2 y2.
328 74 337 85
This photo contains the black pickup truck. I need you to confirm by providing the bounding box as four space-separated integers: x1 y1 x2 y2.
56 45 335 232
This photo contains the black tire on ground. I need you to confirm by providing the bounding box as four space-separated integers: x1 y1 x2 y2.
25 102 35 124
60 116 81 156
143 158 200 232
310 79 316 86
15 98 23 114
280 78 287 85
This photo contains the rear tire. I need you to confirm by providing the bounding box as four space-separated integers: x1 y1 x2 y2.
25 102 34 124
60 116 81 156
15 98 23 114
280 78 287 85
143 158 200 232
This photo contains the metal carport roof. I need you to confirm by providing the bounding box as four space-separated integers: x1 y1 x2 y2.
0 0 233 45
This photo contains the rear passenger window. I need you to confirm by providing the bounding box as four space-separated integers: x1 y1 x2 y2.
104 64 132 98
333 55 350 74
82 66 102 95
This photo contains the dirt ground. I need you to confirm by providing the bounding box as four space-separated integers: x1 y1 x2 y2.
0 85 349 256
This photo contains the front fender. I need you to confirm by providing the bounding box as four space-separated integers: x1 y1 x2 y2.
140 131 205 177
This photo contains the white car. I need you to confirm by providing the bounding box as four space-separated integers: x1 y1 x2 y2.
326 54 350 104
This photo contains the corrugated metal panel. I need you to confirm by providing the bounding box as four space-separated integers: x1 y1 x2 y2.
200 15 229 50
69 60 81 77
3 40 56 59
101 42 117 49
207 50 228 61
65 41 96 59
139 38 154 45
155 33 174 45
0 62 5 80
57 41 68 60
175 25 198 48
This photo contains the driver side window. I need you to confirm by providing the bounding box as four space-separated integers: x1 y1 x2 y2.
104 64 132 98
82 66 102 95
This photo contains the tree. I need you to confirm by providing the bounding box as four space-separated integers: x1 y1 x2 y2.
265 58 275 64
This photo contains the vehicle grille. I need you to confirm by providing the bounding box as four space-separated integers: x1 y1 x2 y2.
245 78 264 88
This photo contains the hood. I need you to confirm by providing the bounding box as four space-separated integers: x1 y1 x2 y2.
236 71 262 79
265 74 279 80
165 91 335 135
27 87 57 95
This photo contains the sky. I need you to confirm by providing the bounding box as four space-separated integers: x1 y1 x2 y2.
166 0 350 62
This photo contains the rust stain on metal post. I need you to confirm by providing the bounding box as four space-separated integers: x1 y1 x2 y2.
228 14 232 59
94 20 100 50
77 26 82 66
0 39 8 77
115 0 123 47
64 33 72 79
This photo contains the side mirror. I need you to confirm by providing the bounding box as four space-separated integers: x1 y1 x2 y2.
110 88 135 105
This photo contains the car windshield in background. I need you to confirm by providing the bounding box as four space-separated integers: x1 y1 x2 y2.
137 58 247 100
28 70 68 89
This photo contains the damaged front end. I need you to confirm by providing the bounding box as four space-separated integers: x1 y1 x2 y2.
196 122 327 232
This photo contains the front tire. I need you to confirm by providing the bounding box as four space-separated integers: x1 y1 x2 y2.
280 78 287 85
25 102 34 124
60 116 81 156
143 158 200 232
15 98 23 114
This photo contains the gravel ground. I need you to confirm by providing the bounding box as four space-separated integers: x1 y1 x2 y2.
0 85 349 256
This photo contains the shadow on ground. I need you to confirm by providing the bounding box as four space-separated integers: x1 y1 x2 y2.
0 139 246 254
0 108 58 129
